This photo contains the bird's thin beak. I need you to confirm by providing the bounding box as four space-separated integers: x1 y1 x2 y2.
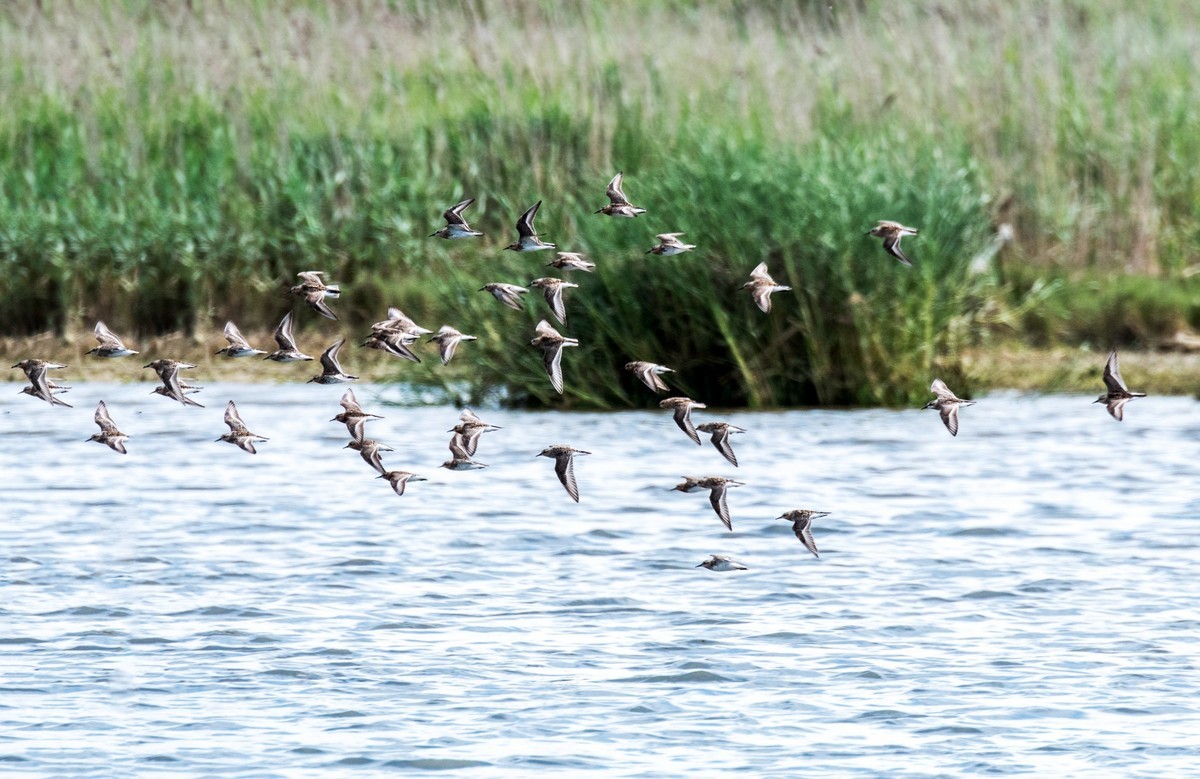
695 563 705 567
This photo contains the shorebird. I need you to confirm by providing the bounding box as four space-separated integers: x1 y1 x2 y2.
924 378 975 436
659 397 706 444
431 197 483 239
625 361 673 393
537 445 590 502
264 311 313 363
346 432 395 475
13 360 71 407
674 476 743 531
371 307 432 339
504 201 555 252
378 471 428 496
865 221 919 266
1095 350 1146 421
528 278 578 325
290 271 340 320
361 329 421 363
12 359 67 381
777 510 829 559
742 263 792 313
696 422 745 466
546 252 595 273
594 172 646 218
145 359 203 407
217 400 269 454
448 408 501 457
530 319 578 395
440 435 488 471
647 233 695 256
88 400 128 453
87 321 138 358
216 321 267 358
309 339 357 384
19 384 72 406
480 282 529 311
331 388 383 441
696 555 748 572
428 325 477 366
362 308 427 363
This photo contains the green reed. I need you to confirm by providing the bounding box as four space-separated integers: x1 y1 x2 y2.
0 1 1197 406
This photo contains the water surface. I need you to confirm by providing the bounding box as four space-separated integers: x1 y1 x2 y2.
2 384 1199 776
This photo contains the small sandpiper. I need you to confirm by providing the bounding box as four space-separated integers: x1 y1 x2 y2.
528 278 578 326
361 329 421 363
331 387 383 441
88 400 128 454
216 321 267 358
530 319 578 395
309 338 358 384
440 434 489 471
504 200 556 252
537 445 591 502
546 252 595 273
777 509 830 559
145 359 203 407
13 360 71 407
1095 350 1146 421
290 271 340 320
428 325 478 366
264 311 313 363
647 233 695 256
742 263 792 313
660 397 706 445
480 282 529 311
696 422 745 467
865 221 919 266
924 379 975 436
217 400 269 454
594 172 646 218
625 361 674 394
12 359 67 382
448 408 501 457
431 197 484 239
378 471 428 496
19 384 72 407
371 307 433 339
346 432 395 475
674 476 744 531
696 555 748 572
87 321 139 358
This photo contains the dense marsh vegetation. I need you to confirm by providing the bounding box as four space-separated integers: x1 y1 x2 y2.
1 1 1198 406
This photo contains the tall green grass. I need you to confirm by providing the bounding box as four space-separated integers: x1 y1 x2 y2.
1 1 1198 405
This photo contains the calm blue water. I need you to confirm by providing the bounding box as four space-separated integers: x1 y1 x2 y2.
2 383 1199 777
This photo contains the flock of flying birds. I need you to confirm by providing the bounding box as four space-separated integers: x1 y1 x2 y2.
9 172 1149 571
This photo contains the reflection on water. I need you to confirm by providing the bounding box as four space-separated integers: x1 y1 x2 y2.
2 383 1199 775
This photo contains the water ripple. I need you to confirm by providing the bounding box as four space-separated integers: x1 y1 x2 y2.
1 385 1199 775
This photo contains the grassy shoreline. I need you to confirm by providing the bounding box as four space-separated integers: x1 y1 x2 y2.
5 331 1196 402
